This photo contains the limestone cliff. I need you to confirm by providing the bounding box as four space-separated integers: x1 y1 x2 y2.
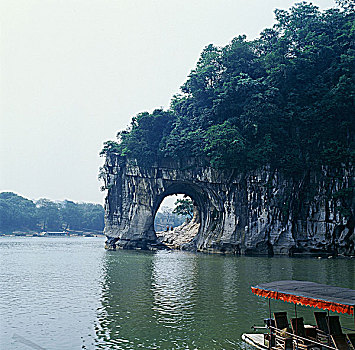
102 154 354 256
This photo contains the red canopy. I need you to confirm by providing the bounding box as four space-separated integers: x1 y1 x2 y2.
251 280 355 315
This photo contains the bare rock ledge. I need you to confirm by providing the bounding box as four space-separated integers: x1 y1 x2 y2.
102 155 354 256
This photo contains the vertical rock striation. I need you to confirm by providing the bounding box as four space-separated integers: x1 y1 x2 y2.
102 154 354 256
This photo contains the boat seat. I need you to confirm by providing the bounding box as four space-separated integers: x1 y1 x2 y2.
328 315 354 350
314 311 328 333
346 334 355 350
314 313 353 350
274 312 293 350
331 335 351 350
328 316 344 336
274 312 291 332
291 317 320 350
314 311 331 344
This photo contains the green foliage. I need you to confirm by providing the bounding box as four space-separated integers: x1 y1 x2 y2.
172 198 194 219
336 0 355 13
61 200 82 230
0 192 105 233
77 202 105 231
100 140 120 156
108 109 174 166
0 192 38 231
332 187 353 218
36 198 62 231
204 121 246 168
102 2 354 173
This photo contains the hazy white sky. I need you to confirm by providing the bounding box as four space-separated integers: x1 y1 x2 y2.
1 0 335 205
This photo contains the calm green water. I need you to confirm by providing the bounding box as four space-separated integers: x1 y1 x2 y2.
0 237 354 350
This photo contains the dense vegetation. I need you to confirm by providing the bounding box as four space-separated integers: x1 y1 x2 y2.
101 1 354 174
0 192 104 233
172 198 194 220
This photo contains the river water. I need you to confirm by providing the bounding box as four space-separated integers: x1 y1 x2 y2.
0 237 354 350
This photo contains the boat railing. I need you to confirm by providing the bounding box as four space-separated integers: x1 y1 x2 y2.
341 327 355 332
268 326 337 350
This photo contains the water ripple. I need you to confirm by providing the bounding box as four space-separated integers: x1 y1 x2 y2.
1 237 354 349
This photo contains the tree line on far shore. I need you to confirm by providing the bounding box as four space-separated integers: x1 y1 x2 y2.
0 192 104 233
0 192 194 234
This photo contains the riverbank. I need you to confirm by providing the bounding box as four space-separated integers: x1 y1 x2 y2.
0 231 104 238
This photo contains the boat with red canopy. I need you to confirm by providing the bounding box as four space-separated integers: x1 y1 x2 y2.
242 280 355 350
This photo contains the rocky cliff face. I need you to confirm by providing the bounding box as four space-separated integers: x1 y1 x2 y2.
102 155 354 256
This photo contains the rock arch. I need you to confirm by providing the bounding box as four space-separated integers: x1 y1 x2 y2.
153 182 203 221
102 154 354 256
103 156 242 253
153 190 200 249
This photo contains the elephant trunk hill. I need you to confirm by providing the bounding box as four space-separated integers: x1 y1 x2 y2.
102 155 354 256
100 3 354 256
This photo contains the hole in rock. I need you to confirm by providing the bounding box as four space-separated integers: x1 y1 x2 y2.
154 194 200 249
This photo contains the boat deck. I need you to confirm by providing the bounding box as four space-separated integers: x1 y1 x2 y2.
242 334 268 350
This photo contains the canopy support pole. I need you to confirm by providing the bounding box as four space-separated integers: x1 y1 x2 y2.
327 310 330 346
295 304 298 350
268 299 272 350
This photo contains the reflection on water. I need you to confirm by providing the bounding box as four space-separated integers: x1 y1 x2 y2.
95 251 354 350
152 251 197 327
0 237 354 350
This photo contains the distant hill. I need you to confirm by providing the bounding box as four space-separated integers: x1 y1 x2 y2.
154 206 186 232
